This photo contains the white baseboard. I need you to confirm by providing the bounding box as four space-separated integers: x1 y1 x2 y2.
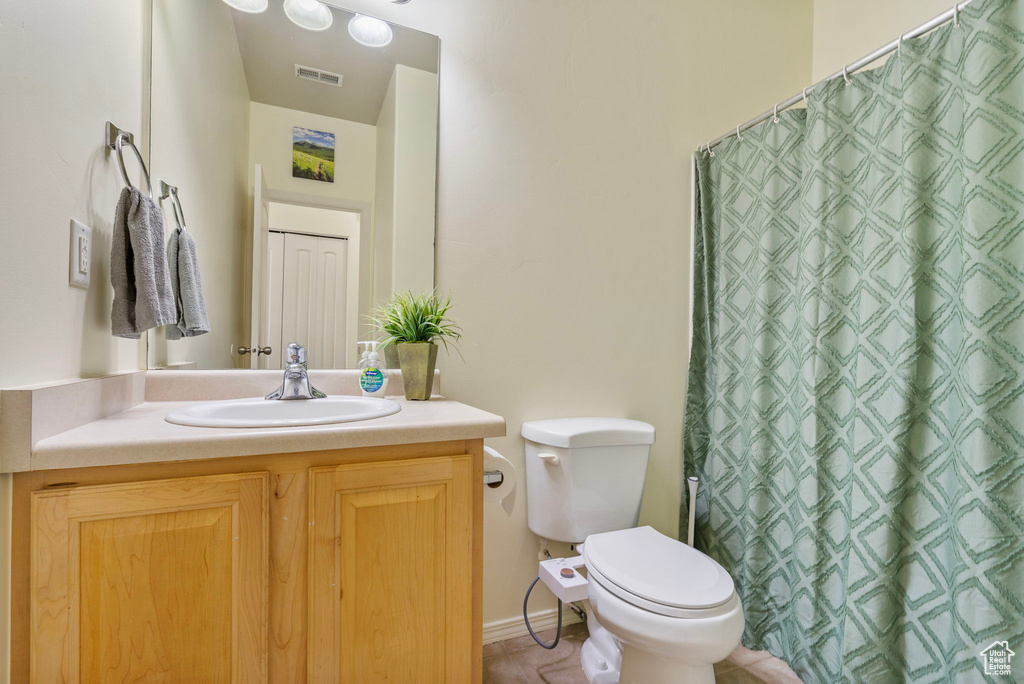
483 608 583 645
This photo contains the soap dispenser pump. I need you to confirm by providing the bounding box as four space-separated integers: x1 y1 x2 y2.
358 341 389 398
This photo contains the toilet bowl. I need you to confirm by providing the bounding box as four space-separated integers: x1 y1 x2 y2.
581 526 744 684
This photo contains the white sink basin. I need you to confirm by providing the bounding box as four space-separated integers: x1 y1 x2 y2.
165 396 401 428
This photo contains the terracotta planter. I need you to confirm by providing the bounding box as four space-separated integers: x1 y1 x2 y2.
383 344 400 372
397 342 438 400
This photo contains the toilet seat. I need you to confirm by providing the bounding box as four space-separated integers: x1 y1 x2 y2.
584 526 737 619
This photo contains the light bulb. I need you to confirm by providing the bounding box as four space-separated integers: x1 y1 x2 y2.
283 0 334 31
348 15 393 47
222 0 268 12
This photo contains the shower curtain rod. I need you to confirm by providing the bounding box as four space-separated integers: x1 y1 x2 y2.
699 0 976 154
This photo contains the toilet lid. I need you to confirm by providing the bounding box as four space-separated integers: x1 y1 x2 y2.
583 526 735 611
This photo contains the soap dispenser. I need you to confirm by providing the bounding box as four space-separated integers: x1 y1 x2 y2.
358 341 389 398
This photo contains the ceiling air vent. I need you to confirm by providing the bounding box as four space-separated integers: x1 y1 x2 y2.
295 64 343 87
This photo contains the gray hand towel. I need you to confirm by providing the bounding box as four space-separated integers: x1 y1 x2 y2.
110 187 177 338
166 227 210 340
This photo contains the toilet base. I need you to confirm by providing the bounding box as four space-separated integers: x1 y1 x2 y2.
581 611 717 684
584 640 717 684
619 645 714 684
580 609 622 684
581 639 621 684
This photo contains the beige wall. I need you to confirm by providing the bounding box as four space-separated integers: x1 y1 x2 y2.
374 72 398 304
391 66 439 296
811 0 954 80
248 102 377 206
374 65 439 304
0 0 148 389
269 202 361 239
328 0 814 631
149 0 251 370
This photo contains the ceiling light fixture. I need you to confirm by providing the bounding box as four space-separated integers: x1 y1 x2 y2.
348 14 393 47
283 0 334 31
221 0 268 12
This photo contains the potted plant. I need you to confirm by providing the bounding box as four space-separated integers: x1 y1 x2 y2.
369 291 462 400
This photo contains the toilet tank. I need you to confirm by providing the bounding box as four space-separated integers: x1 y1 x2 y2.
522 418 655 544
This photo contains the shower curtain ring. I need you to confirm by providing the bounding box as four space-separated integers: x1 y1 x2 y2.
953 3 960 28
803 86 811 103
705 141 715 158
843 65 851 86
736 125 743 142
897 33 904 58
773 104 780 124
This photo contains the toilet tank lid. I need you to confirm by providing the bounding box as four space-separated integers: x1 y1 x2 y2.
521 418 655 448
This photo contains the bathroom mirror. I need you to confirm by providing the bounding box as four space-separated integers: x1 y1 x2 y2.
146 0 439 371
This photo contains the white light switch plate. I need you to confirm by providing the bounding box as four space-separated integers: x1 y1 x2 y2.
69 219 91 289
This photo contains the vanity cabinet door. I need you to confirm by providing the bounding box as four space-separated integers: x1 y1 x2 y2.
308 455 473 683
30 472 269 684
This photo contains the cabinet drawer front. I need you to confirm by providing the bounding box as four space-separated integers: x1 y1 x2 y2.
309 455 473 683
31 472 269 684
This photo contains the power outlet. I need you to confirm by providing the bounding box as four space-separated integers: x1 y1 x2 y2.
69 219 91 289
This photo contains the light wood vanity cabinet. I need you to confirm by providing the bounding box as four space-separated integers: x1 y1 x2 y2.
12 439 484 683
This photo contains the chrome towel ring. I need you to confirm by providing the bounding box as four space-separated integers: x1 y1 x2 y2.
105 121 153 198
159 180 187 231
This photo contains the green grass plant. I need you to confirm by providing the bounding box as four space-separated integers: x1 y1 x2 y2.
369 291 463 354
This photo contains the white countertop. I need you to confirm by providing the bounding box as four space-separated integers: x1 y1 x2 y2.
30 396 506 471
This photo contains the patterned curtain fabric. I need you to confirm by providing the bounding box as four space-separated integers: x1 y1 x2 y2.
683 1 1024 681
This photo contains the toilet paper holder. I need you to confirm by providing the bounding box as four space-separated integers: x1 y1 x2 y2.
483 470 504 486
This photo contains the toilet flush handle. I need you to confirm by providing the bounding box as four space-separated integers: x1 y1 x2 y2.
538 452 560 466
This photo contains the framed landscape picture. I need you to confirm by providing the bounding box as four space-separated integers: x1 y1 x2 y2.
292 126 335 183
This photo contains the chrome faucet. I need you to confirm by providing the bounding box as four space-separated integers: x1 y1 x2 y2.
266 343 326 400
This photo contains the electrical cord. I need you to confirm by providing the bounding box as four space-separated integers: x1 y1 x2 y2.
523 576 563 649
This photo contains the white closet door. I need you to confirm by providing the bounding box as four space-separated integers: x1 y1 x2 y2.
315 238 349 369
280 233 319 365
263 232 285 369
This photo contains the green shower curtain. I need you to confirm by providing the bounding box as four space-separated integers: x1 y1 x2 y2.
683 0 1024 681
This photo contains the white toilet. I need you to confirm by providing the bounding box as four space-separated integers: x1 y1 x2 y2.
523 418 744 684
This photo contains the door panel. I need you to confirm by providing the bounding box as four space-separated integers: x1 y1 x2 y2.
79 507 234 681
308 456 473 683
31 472 269 683
315 238 348 369
281 233 319 362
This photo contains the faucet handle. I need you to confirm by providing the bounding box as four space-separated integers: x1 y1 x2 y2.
285 342 307 366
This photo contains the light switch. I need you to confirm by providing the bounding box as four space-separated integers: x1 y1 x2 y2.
70 219 91 289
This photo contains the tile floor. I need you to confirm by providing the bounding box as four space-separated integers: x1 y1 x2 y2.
483 621 803 683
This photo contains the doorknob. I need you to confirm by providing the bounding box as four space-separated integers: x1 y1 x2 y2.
238 345 272 356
